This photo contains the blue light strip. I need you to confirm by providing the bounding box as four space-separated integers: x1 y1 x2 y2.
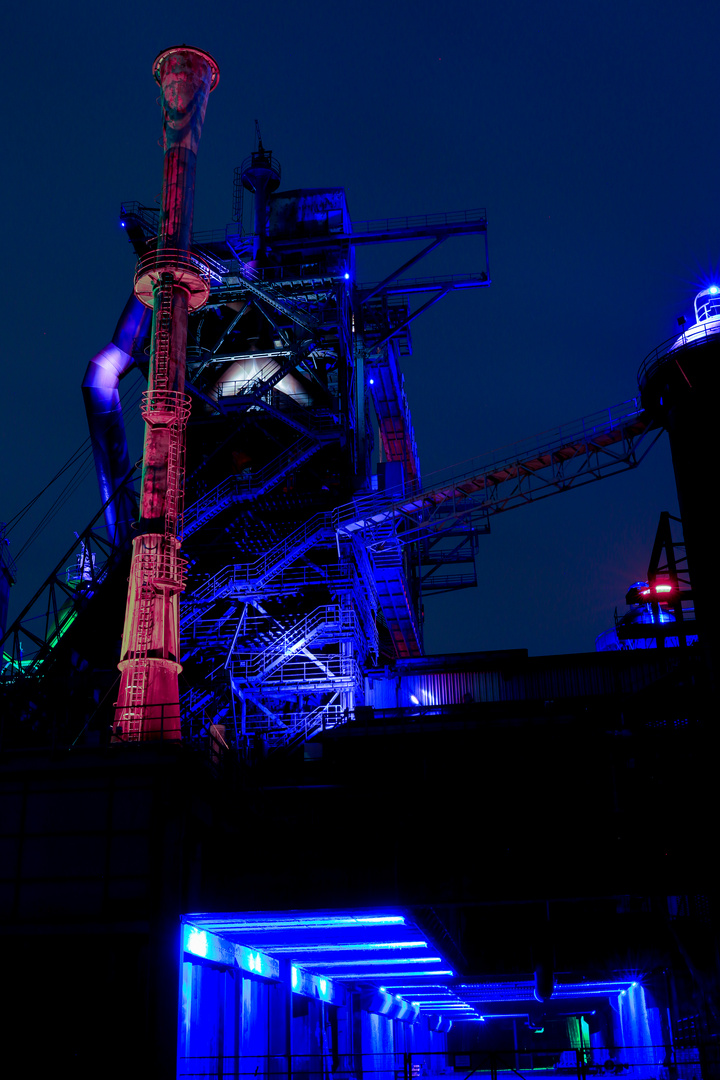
183 924 279 980
457 980 636 1002
418 1004 477 1010
318 969 455 980
307 956 443 968
191 914 406 932
267 940 428 953
183 910 453 988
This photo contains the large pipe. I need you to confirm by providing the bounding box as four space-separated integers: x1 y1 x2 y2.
114 46 218 741
82 294 151 546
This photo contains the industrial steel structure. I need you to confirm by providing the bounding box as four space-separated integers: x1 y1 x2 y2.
0 50 666 744
1 45 719 1080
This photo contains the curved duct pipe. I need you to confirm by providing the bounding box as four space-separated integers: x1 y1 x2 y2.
82 294 151 545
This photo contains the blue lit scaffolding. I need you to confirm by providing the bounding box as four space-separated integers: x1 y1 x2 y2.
156 178 493 745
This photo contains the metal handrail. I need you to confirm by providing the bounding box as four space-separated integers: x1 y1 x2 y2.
402 398 647 499
233 606 357 681
361 270 489 293
239 152 281 180
177 1044 696 1080
352 208 487 234
638 322 720 386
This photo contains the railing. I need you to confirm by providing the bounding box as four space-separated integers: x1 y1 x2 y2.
414 398 648 496
183 437 320 536
238 151 281 181
133 248 211 310
180 513 336 627
177 1044 702 1080
184 566 356 636
221 242 322 331
334 398 655 546
638 322 720 386
229 260 345 286
352 208 487 235
120 201 159 237
360 271 490 294
178 687 347 743
229 650 359 691
233 605 357 682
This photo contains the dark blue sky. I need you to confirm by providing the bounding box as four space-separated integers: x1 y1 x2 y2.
3 1 718 657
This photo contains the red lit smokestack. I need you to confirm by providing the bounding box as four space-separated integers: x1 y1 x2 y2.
114 47 219 741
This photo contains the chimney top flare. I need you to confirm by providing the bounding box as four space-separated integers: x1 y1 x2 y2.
152 45 220 90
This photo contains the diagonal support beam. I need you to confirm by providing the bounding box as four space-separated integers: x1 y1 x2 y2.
369 288 449 354
361 238 446 306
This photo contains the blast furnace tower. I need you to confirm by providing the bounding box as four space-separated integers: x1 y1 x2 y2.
110 103 491 744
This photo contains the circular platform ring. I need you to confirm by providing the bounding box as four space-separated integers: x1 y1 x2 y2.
134 250 211 311
140 389 193 426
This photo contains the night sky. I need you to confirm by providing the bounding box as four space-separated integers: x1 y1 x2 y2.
3 1 718 658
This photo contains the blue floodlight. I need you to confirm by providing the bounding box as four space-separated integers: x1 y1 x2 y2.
319 979 327 995
291 967 298 989
344 273 350 280
410 695 420 705
369 378 375 384
187 928 208 957
710 286 719 295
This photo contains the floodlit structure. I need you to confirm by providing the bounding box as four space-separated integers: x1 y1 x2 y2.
0 46 718 1080
113 46 219 740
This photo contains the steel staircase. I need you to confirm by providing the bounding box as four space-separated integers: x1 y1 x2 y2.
232 604 357 684
180 512 337 632
183 434 322 537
